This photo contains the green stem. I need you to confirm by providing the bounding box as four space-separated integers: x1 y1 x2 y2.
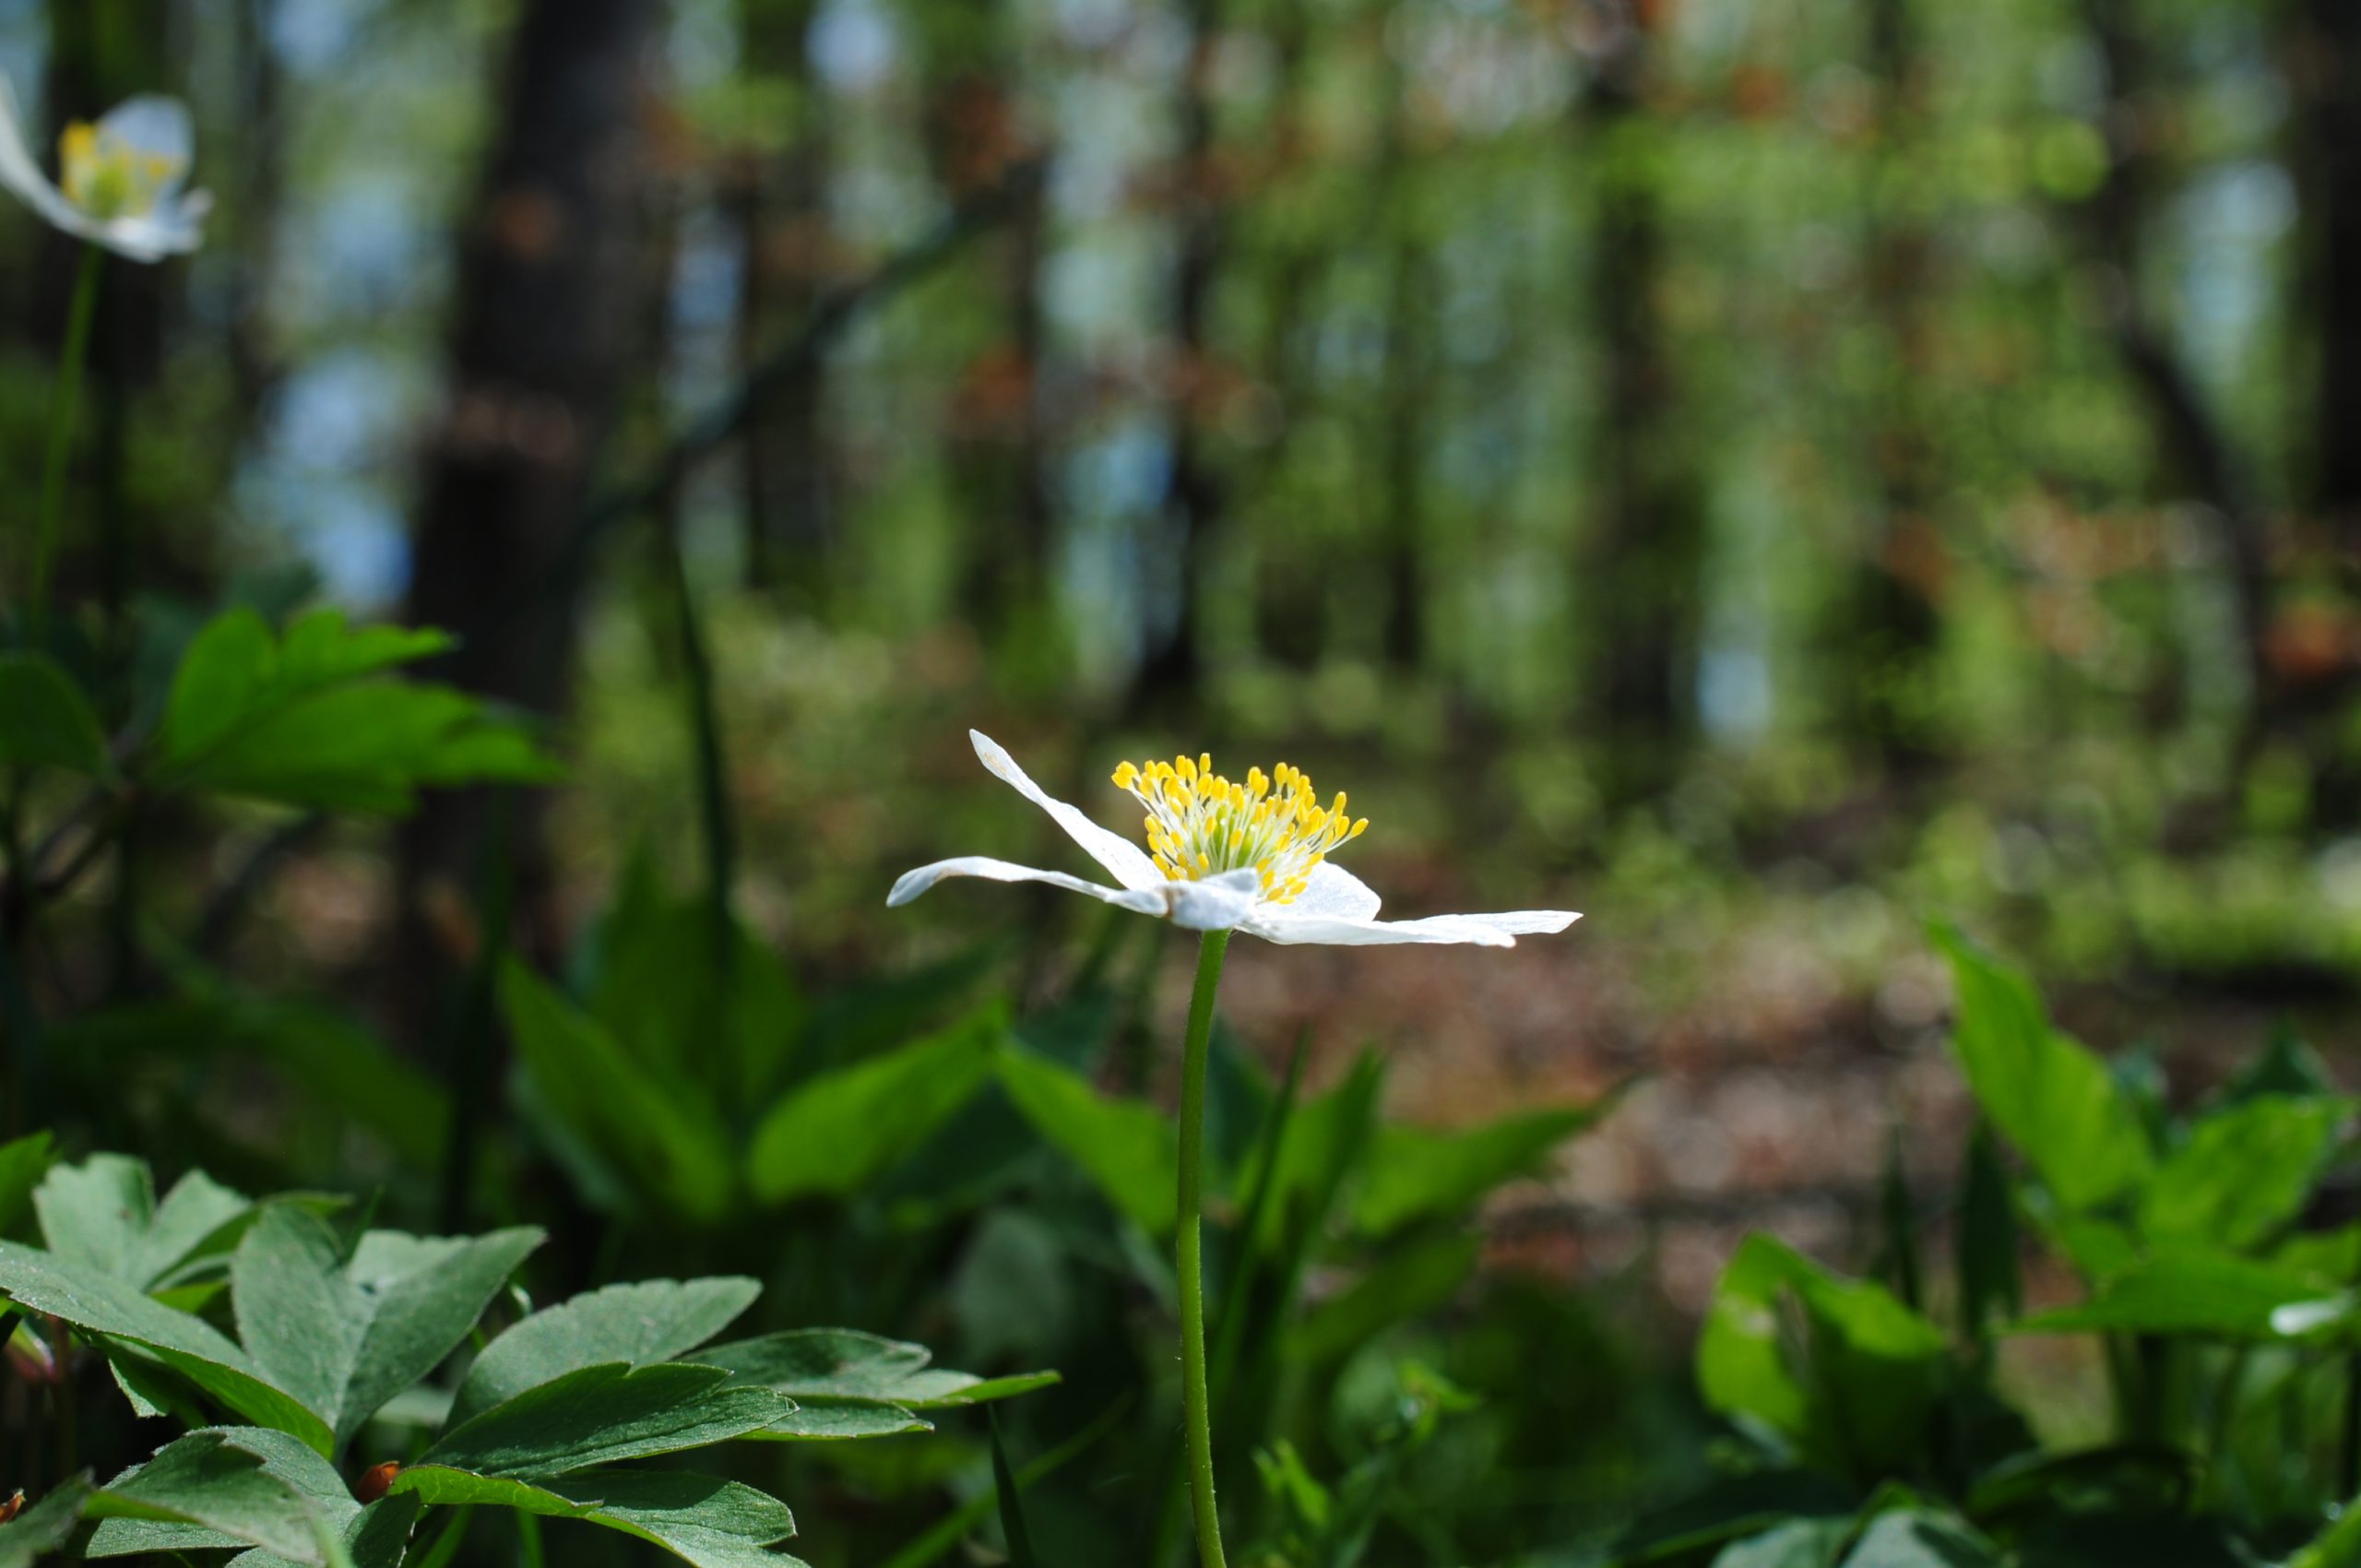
30 244 103 647
1178 928 1232 1568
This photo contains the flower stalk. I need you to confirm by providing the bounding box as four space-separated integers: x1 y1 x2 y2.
30 243 101 645
1177 927 1232 1568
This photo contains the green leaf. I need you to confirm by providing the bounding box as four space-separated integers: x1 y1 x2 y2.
1230 1050 1383 1254
0 1132 53 1237
1353 1094 1617 1236
589 853 809 1107
0 653 108 775
761 1398 931 1440
83 1431 334 1565
2220 1028 2335 1106
995 1046 1176 1233
154 607 557 813
87 1425 356 1560
34 1152 252 1289
987 1410 1038 1568
391 1468 804 1568
1955 1122 2022 1336
1697 1234 1949 1477
1293 1234 1482 1366
501 962 737 1222
745 1006 1003 1205
694 1329 1057 1414
421 1362 794 1476
1839 1510 2001 1567
451 1276 761 1428
0 1240 333 1454
2287 1495 2361 1568
2011 1251 2335 1340
1933 924 2153 1214
1713 1518 1850 1568
226 1497 422 1568
0 1474 92 1568
231 1207 543 1448
2141 1094 2341 1251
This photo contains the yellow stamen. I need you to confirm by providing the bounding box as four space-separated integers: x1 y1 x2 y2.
1109 747 1371 906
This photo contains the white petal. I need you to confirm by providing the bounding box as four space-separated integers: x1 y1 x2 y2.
0 76 95 242
102 192 205 258
967 730 1163 892
95 95 192 189
888 856 1169 916
1165 868 1260 932
1286 861 1382 921
1240 911 1518 948
0 77 198 262
1446 910 1583 936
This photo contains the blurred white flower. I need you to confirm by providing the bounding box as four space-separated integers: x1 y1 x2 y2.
0 77 208 260
889 730 1581 947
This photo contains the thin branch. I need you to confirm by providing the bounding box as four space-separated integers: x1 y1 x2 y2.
194 813 328 961
525 158 1049 615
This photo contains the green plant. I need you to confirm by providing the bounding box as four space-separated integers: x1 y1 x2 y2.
0 1148 1050 1566
1598 927 2361 1568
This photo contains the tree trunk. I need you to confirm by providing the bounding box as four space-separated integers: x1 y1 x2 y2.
917 4 1054 653
1584 6 1703 793
1133 0 1226 707
395 0 660 1031
2306 0 2361 549
1248 0 1323 672
737 0 835 602
2078 0 2273 743
1375 35 1430 672
1845 0 1944 773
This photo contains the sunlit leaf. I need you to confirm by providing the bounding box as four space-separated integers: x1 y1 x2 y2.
391 1467 802 1568
745 1006 1003 1205
231 1207 543 1447
502 962 737 1222
34 1152 251 1289
1697 1234 1948 1478
0 1241 332 1454
2141 1094 2342 1251
451 1275 761 1428
82 1431 333 1565
1354 1092 1618 1236
996 1045 1175 1233
1933 924 2153 1214
153 607 558 814
421 1362 794 1476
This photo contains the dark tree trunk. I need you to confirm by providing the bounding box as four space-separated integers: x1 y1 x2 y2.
1375 35 1430 672
1248 0 1323 671
1584 6 1703 793
395 0 660 1032
2078 0 2273 742
1845 0 1944 773
2307 0 2361 549
917 4 1054 651
737 0 835 601
1133 0 1226 707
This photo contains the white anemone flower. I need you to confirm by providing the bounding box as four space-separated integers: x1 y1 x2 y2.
888 731 1581 947
0 77 208 261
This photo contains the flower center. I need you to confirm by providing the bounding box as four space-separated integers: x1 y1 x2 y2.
59 122 179 220
1111 753 1367 905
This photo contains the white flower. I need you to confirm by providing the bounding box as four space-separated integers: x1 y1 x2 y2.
0 77 208 261
888 731 1581 948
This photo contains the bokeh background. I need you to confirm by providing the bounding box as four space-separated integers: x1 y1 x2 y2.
6 0 2360 1559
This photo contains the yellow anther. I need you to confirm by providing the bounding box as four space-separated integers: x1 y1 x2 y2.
1111 746 1370 905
